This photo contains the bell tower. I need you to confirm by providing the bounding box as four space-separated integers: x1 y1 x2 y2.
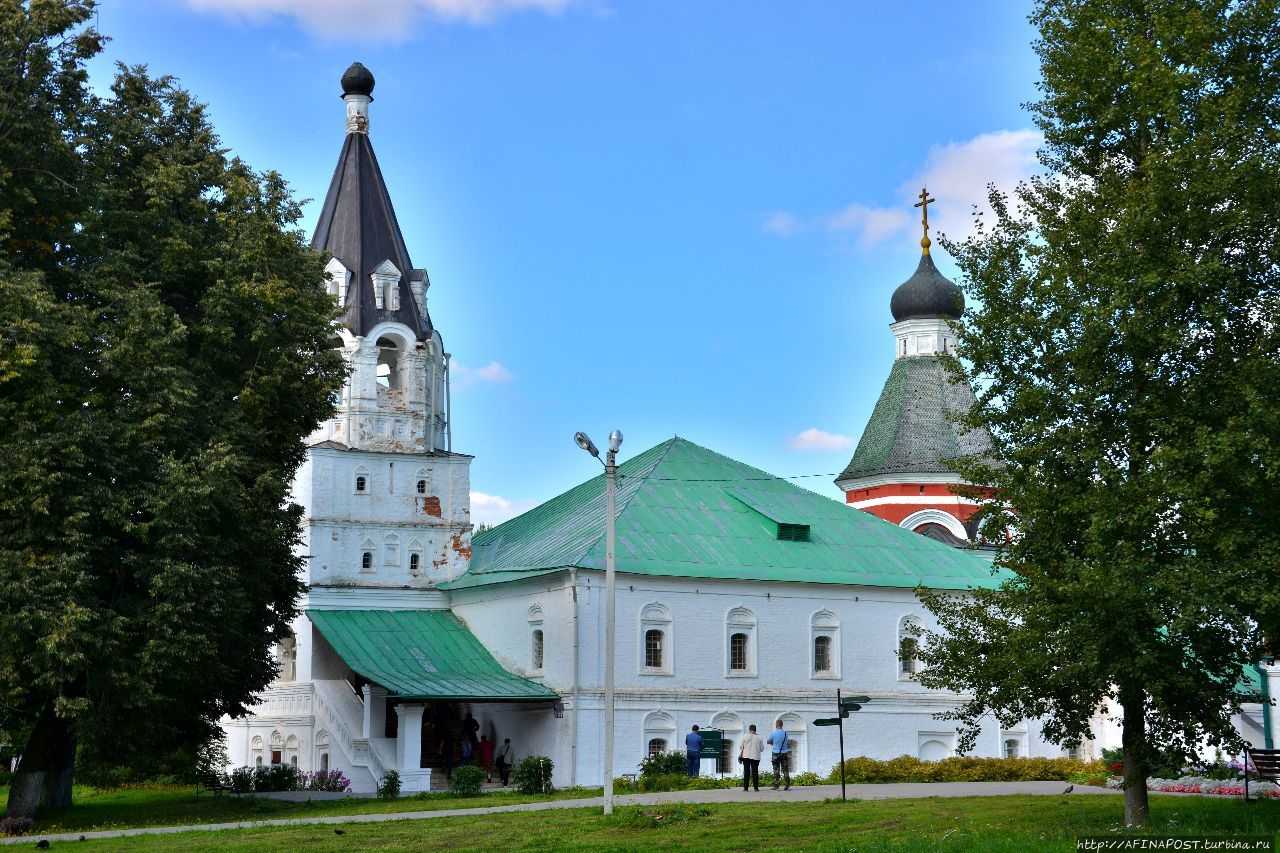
835 188 996 546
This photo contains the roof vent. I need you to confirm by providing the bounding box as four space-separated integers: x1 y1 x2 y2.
777 523 810 542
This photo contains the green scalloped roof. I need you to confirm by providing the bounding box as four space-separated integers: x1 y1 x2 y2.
444 437 1004 591
838 356 998 484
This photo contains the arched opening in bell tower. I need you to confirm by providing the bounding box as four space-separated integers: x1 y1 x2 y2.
375 336 401 390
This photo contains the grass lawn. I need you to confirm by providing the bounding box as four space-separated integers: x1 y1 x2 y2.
40 794 1280 852
0 784 602 833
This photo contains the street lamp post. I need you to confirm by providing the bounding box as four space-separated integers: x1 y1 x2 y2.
574 429 622 815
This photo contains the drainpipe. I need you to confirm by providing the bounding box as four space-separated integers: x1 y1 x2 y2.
1256 663 1273 750
568 568 579 786
444 353 452 453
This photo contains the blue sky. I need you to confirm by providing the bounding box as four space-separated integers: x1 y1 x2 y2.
90 1 1042 522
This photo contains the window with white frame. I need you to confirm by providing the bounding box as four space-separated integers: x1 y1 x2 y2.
354 467 370 495
647 738 667 757
810 609 840 678
642 711 676 758
1003 738 1021 759
324 258 350 308
360 539 375 574
529 604 545 673
639 603 672 675
724 606 757 676
415 467 430 495
408 538 423 577
316 731 330 773
898 617 922 678
371 259 401 311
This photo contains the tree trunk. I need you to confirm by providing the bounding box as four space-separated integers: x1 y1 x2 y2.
5 704 76 819
1120 686 1150 828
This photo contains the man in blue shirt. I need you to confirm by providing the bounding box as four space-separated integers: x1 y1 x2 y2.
767 720 791 790
684 725 703 777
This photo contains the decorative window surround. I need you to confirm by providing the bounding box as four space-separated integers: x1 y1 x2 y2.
639 603 673 676
724 606 757 677
371 259 401 311
810 609 841 679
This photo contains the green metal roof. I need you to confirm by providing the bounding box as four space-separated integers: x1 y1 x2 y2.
307 609 557 701
445 437 1004 592
837 356 998 485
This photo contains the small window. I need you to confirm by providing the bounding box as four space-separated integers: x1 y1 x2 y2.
532 629 544 671
355 475 367 493
644 629 664 669
255 755 263 767
409 553 420 574
1003 738 1020 759
416 479 427 494
814 635 832 673
320 752 329 772
777 523 810 542
647 738 667 757
729 632 748 671
361 551 373 571
899 636 918 676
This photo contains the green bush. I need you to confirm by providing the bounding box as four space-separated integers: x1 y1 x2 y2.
450 765 485 796
228 766 255 794
512 756 554 795
827 755 1106 784
793 771 823 786
253 763 301 792
639 751 688 777
378 768 401 799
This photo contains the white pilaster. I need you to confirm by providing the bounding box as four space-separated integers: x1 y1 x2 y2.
395 703 431 793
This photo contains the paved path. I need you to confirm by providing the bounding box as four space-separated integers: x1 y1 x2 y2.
4 781 1115 846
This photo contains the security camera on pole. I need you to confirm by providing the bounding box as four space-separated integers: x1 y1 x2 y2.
574 429 623 815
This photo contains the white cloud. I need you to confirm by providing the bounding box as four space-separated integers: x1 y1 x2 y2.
470 491 536 526
188 0 576 39
452 360 513 388
761 210 802 237
764 129 1042 250
788 427 853 451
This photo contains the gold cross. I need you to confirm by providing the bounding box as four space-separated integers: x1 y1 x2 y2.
913 187 936 255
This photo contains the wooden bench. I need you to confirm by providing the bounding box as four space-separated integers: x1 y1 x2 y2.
195 771 229 799
1244 747 1280 800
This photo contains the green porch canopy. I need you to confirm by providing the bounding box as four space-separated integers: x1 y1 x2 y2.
308 609 558 702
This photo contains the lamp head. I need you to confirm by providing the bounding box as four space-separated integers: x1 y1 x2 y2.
608 430 623 453
574 431 599 459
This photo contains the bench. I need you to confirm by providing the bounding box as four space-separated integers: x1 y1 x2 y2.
195 771 229 799
1244 748 1280 801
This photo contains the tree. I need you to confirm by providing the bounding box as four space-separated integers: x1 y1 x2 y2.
0 2 346 817
917 0 1280 828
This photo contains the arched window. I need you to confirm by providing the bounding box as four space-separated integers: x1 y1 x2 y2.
1003 738 1020 759
285 735 299 768
270 731 284 766
251 735 264 767
729 633 748 671
354 467 370 495
360 547 374 573
711 712 743 774
315 731 330 773
639 603 672 675
531 629 544 671
811 609 840 678
642 711 676 761
724 607 757 677
644 629 664 669
647 738 667 757
409 553 420 575
417 479 427 494
814 635 831 673
898 617 921 678
375 336 400 390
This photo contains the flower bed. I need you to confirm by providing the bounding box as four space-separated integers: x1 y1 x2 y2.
1103 775 1280 798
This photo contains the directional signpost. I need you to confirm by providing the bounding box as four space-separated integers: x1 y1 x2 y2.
821 690 871 801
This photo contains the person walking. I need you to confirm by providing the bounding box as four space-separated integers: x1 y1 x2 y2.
495 737 513 786
738 724 764 791
684 724 703 777
767 719 791 790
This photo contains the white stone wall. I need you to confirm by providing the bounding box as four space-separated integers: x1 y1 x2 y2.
295 446 471 588
451 572 1074 787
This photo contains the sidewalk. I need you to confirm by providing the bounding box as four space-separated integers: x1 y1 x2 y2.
3 781 1115 847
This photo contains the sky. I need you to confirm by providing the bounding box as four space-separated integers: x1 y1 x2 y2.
88 0 1043 524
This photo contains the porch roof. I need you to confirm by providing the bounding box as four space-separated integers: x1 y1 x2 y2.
308 609 558 702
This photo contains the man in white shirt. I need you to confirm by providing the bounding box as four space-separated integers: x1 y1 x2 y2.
738 724 764 791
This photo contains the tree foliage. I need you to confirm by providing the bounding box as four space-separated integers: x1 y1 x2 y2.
918 0 1280 828
0 0 346 816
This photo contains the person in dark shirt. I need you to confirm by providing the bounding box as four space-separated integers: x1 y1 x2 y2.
685 724 703 777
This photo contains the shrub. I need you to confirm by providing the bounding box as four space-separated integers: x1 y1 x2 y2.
512 756 554 795
827 755 1106 784
639 751 688 778
792 771 822 787
0 817 33 837
302 769 351 792
228 766 256 794
451 765 485 796
253 763 301 792
638 772 688 792
378 769 401 799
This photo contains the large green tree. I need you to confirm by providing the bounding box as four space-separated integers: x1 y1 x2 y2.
918 0 1280 828
0 1 345 816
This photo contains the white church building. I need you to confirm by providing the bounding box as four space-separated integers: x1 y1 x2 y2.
222 63 1277 793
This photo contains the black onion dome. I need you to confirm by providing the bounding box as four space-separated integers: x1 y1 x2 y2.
341 62 375 97
889 253 964 321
